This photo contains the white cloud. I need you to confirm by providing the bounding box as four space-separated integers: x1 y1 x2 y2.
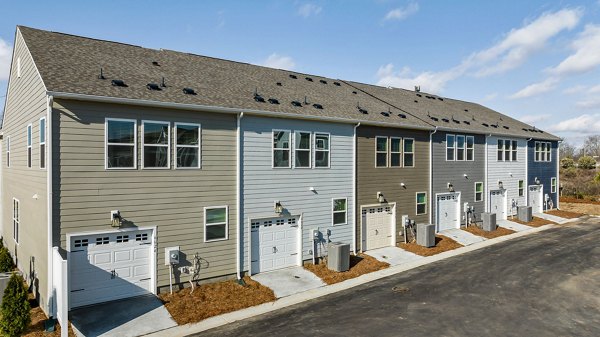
383 3 419 21
576 97 600 109
509 77 559 99
587 84 600 94
562 85 587 94
482 92 498 101
548 114 600 133
298 3 322 18
549 24 600 75
260 53 296 70
519 114 551 124
375 63 463 93
0 38 12 81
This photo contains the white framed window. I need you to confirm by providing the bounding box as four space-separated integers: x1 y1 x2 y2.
204 206 228 242
466 136 474 161
294 131 311 168
332 198 348 226
456 135 465 161
497 139 503 161
390 137 402 167
511 140 518 161
498 139 517 162
39 117 46 169
535 142 541 161
404 138 415 167
273 129 291 168
551 177 557 193
27 124 32 168
546 142 552 162
175 123 201 168
6 136 10 168
314 133 330 168
416 192 427 215
535 141 552 162
106 118 137 169
447 134 455 161
376 136 388 167
475 182 483 202
13 198 19 244
142 120 170 169
504 140 511 161
518 180 524 197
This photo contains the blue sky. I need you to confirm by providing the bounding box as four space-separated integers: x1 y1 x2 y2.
1 1 600 146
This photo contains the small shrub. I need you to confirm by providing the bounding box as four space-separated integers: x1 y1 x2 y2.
0 273 31 337
561 157 575 169
0 248 14 273
595 171 600 183
563 167 577 178
578 156 596 169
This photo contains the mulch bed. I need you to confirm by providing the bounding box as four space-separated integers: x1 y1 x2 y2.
399 235 463 256
462 225 515 238
546 209 583 219
510 217 557 227
159 276 275 325
560 196 600 205
303 254 389 285
24 296 76 337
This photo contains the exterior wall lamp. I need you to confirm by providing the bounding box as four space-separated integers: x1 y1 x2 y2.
111 210 122 227
535 177 540 185
377 192 385 203
447 183 455 192
498 181 504 189
274 201 283 214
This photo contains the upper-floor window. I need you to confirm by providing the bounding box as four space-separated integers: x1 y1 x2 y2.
106 118 136 169
416 192 427 215
27 124 32 168
13 198 19 243
204 206 228 242
6 136 10 168
376 136 388 167
390 137 401 167
456 135 465 160
376 136 414 167
497 138 517 162
551 177 557 193
40 117 46 169
475 182 483 202
142 121 170 169
294 131 311 168
466 136 474 161
332 198 348 226
535 141 551 162
511 140 518 161
175 123 201 168
447 134 474 161
314 133 330 168
273 130 291 168
404 138 415 167
274 130 329 169
446 134 455 160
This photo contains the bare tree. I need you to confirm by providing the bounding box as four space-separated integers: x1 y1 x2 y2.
560 141 577 159
582 135 600 157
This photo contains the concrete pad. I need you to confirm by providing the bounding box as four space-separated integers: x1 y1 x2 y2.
252 266 325 298
70 294 176 337
366 246 423 266
537 212 570 224
498 219 532 232
439 228 486 246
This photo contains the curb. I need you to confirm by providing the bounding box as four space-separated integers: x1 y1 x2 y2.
144 222 564 337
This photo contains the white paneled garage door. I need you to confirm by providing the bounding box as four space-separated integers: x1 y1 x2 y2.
69 229 154 308
490 190 507 220
528 185 543 214
362 205 395 251
251 216 299 274
436 193 460 231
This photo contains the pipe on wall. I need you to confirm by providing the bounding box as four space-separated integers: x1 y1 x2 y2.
46 95 54 315
429 127 438 225
236 112 244 280
352 122 360 254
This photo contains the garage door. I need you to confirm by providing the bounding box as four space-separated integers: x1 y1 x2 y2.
437 193 460 231
490 190 506 220
251 216 299 274
528 185 543 214
362 205 394 250
69 229 153 308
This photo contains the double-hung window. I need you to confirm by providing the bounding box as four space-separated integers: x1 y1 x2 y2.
497 139 503 161
535 142 541 161
273 130 291 168
535 142 552 162
376 136 388 167
142 121 170 169
106 118 136 169
447 134 455 161
456 135 465 161
6 136 9 168
518 180 524 197
13 198 19 243
332 198 347 225
27 124 32 168
390 137 402 167
314 133 330 167
175 123 201 168
546 143 552 161
504 140 511 161
475 182 483 202
294 131 311 168
416 192 427 215
404 138 415 167
511 140 518 161
39 117 46 169
466 136 474 161
204 206 228 242
551 177 557 193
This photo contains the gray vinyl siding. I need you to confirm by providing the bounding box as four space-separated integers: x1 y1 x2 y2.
356 126 430 250
528 140 558 209
486 136 527 216
241 116 354 271
53 99 238 289
1 29 49 311
431 132 485 225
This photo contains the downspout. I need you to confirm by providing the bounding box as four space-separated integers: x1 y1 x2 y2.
236 112 243 280
525 138 532 207
352 122 360 254
429 127 438 225
46 95 54 315
557 140 561 209
484 134 490 212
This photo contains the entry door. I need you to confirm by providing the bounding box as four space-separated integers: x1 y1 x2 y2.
490 190 506 220
437 193 460 231
69 229 153 308
251 216 299 274
528 185 543 214
362 205 394 250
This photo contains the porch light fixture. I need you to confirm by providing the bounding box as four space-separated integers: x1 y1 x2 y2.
447 183 455 192
535 177 540 185
111 210 122 227
274 201 283 214
463 174 468 179
498 181 504 189
400 182 406 188
377 192 385 203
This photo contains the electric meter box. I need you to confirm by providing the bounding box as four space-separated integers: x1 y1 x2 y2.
165 246 180 265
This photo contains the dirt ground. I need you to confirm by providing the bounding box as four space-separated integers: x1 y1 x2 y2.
23 298 76 337
304 254 389 285
159 276 275 325
546 209 583 219
510 217 557 227
463 225 515 238
560 202 600 216
560 196 600 205
399 235 463 256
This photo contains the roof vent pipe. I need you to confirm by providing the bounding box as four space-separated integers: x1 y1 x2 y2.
415 85 420 92
304 96 308 105
98 67 105 80
161 77 166 88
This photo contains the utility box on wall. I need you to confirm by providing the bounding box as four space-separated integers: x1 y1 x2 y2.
417 224 435 247
327 242 350 272
518 206 533 222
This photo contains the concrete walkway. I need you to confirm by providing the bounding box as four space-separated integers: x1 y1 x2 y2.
536 212 570 224
251 266 325 298
439 228 486 246
367 246 423 266
498 219 532 232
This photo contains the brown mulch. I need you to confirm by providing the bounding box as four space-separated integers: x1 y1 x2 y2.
398 235 463 256
510 217 557 227
24 296 76 337
560 196 600 205
303 254 389 285
546 209 583 219
462 225 515 238
561 202 600 216
159 276 275 325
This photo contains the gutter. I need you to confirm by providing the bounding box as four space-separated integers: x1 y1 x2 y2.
557 140 562 209
352 122 360 254
429 126 438 225
525 138 532 206
46 95 54 316
484 134 490 212
236 112 243 280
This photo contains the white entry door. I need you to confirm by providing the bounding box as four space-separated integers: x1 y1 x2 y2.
69 229 154 308
251 216 299 274
528 185 543 214
362 205 395 250
437 193 460 231
490 190 507 220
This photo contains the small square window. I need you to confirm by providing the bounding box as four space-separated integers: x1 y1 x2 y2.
332 198 347 225
551 177 557 193
518 180 524 197
416 192 427 215
205 206 228 242
475 182 483 202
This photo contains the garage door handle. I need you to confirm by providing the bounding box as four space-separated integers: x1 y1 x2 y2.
375 229 379 235
111 270 116 279
272 247 277 253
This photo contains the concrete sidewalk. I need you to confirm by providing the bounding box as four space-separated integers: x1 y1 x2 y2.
498 219 532 232
536 212 572 224
367 246 423 266
439 228 486 246
251 266 325 298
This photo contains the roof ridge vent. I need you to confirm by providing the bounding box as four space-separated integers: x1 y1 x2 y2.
182 88 196 95
152 61 160 66
291 100 302 107
357 102 368 114
305 77 313 82
289 74 297 79
111 79 127 87
333 81 341 86
147 83 161 91
313 103 323 109
319 79 327 84
268 98 279 104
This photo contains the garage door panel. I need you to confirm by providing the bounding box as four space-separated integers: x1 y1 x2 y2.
92 252 112 265
114 250 132 263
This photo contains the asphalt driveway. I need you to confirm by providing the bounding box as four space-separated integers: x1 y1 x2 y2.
195 218 600 337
